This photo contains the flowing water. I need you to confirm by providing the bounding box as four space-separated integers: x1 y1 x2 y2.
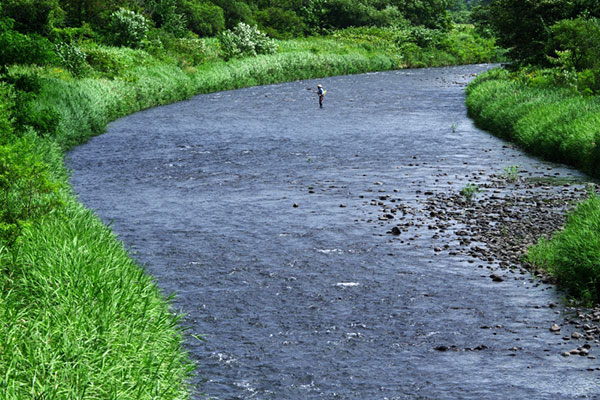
68 65 600 399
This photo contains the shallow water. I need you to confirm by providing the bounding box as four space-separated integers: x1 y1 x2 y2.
68 65 600 399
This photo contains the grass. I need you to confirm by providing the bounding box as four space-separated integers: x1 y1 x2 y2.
0 26 500 399
502 165 520 183
460 183 480 202
466 69 600 177
1 200 193 399
467 68 600 304
529 194 600 305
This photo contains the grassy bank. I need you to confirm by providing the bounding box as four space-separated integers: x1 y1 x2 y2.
1 26 498 398
466 68 600 304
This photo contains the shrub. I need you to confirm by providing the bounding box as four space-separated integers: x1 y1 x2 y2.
0 133 63 246
577 68 600 95
0 23 58 66
83 46 126 77
2 68 44 94
0 82 16 143
54 42 88 76
181 0 225 37
48 23 96 43
172 37 220 66
395 26 444 48
219 22 277 60
107 8 149 48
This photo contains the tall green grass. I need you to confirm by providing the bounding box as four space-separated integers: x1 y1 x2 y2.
466 69 600 177
467 69 600 303
0 135 193 399
529 194 600 305
1 198 193 399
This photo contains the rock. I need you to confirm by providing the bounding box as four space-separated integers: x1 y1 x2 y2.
572 332 583 339
561 352 571 357
293 203 299 208
490 274 504 282
434 345 449 351
549 324 561 332
391 226 401 235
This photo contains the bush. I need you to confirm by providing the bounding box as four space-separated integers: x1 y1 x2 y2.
0 82 16 143
170 37 219 66
107 8 149 49
2 68 44 94
83 46 126 77
54 42 88 76
181 0 225 37
396 26 444 48
577 68 600 95
219 22 277 60
0 133 63 246
0 22 58 66
48 23 96 43
546 17 600 71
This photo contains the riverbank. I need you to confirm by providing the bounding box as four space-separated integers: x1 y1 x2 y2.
0 27 498 398
466 68 600 305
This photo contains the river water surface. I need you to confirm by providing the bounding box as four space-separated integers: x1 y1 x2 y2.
68 65 600 399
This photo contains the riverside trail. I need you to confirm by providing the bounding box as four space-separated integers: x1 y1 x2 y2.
68 65 600 399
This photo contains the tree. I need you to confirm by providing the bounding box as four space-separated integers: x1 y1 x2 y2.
487 0 573 64
180 0 225 36
58 0 135 27
388 0 452 29
1 0 65 34
546 17 600 70
212 0 255 29
255 7 305 38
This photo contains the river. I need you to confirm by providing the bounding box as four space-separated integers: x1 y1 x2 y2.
67 65 600 399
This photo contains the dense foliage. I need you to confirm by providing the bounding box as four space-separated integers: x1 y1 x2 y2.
0 0 464 41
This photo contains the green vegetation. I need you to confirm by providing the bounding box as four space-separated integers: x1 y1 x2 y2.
460 183 480 202
466 0 600 304
501 165 520 183
529 194 600 305
0 0 502 396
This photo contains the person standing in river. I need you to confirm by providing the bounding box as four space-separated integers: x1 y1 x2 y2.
316 84 325 108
